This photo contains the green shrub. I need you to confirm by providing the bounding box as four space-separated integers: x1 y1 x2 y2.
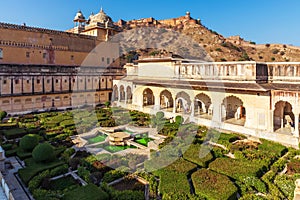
16 148 32 160
60 119 75 128
32 143 55 163
49 164 68 177
156 111 165 120
63 184 109 200
5 149 17 157
28 170 50 192
111 190 144 200
78 166 91 183
274 174 295 199
19 134 39 152
242 176 267 193
102 170 127 183
239 194 267 200
0 110 7 121
159 170 190 197
19 158 64 185
271 158 287 173
3 128 27 139
175 116 184 125
2 143 13 151
209 158 264 180
164 158 197 175
261 171 285 199
183 144 214 167
192 169 238 200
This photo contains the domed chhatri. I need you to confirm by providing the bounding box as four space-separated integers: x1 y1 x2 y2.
73 10 86 22
87 7 114 25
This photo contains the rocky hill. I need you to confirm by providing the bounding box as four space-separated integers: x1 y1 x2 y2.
116 12 300 62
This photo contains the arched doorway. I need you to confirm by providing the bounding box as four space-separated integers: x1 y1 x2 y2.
273 101 295 132
175 91 191 114
143 88 154 106
222 96 246 126
160 90 173 110
113 85 118 101
120 85 125 101
194 93 212 118
126 86 132 103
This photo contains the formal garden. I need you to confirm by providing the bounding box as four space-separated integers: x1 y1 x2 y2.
0 107 300 199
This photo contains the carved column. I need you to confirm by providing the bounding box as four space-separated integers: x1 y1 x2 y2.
294 113 299 137
173 98 176 113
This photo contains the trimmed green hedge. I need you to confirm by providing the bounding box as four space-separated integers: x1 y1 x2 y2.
183 144 214 167
162 158 197 175
209 158 264 180
192 169 238 200
2 128 27 139
18 158 64 185
19 134 39 152
159 170 190 197
63 184 108 200
32 143 55 162
274 174 296 199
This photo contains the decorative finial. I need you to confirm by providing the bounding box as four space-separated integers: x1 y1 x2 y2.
100 6 103 13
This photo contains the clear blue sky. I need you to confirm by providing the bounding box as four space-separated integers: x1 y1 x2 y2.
0 0 299 46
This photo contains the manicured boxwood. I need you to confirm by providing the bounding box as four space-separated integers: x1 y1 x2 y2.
18 158 64 185
183 144 214 167
159 170 191 197
16 148 32 160
19 134 39 152
274 174 296 199
5 149 17 157
2 128 27 139
192 169 238 200
63 184 109 200
60 119 75 128
261 171 285 199
32 143 55 163
164 158 197 175
102 170 127 183
209 158 264 179
258 139 287 157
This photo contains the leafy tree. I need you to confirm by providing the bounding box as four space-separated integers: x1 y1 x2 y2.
175 116 184 125
0 110 7 121
19 134 39 152
104 101 111 108
32 143 55 163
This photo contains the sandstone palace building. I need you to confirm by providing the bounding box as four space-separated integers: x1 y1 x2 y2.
1 8 300 147
114 57 300 148
0 8 123 112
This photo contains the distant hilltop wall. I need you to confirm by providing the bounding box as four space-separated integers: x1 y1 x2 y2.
121 12 200 29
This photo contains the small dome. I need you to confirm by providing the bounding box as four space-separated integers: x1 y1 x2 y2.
74 10 86 22
88 8 113 25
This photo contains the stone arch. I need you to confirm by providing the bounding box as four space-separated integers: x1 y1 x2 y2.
194 93 212 115
175 91 191 113
143 88 154 106
126 86 132 102
113 85 118 101
222 96 246 122
273 101 295 132
160 90 173 109
120 85 125 101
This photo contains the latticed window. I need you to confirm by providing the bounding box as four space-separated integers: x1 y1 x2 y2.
0 48 3 59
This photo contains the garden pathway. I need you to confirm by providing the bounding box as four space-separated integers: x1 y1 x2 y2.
1 157 33 200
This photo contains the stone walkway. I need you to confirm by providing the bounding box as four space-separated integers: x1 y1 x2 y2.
1 157 33 200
